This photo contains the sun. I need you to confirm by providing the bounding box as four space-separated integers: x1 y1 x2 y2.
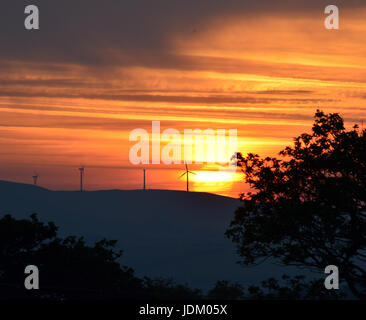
190 170 239 183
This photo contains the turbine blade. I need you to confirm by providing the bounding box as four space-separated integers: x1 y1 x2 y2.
188 171 197 175
179 172 187 178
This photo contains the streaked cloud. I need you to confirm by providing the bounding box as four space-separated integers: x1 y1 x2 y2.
1 1 366 196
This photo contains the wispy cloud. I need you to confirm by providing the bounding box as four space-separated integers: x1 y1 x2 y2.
1 1 366 195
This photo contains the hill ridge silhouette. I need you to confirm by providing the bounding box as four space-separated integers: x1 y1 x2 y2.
0 179 306 291
0 179 235 199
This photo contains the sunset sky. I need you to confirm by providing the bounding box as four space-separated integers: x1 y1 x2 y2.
1 1 366 197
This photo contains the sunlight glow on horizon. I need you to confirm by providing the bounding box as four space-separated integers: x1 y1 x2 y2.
1 7 366 197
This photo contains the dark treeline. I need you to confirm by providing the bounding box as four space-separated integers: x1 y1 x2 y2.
0 213 341 300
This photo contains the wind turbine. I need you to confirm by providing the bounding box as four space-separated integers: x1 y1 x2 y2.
32 172 39 186
79 166 85 192
143 168 146 191
179 162 196 192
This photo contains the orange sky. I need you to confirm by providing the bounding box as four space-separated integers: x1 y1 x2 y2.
1 2 366 197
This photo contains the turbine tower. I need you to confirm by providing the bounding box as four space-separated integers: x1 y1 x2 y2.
179 162 196 192
143 168 146 191
32 172 39 186
79 166 85 192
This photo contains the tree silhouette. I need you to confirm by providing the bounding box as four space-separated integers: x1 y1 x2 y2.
0 214 206 300
142 277 202 300
226 110 366 299
207 280 244 300
245 275 344 300
0 213 143 299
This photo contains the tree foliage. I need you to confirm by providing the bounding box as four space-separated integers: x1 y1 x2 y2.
142 277 202 300
207 280 244 300
246 275 344 300
226 110 366 299
0 214 200 300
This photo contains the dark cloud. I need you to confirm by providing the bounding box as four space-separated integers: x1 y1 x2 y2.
0 101 329 131
0 111 152 132
0 0 363 68
0 89 333 104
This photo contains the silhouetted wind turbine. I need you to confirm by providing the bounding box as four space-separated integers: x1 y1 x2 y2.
179 162 196 192
32 172 39 186
143 168 146 191
79 166 85 192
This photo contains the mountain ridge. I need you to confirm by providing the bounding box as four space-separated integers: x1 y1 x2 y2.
0 179 236 199
0 179 306 291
